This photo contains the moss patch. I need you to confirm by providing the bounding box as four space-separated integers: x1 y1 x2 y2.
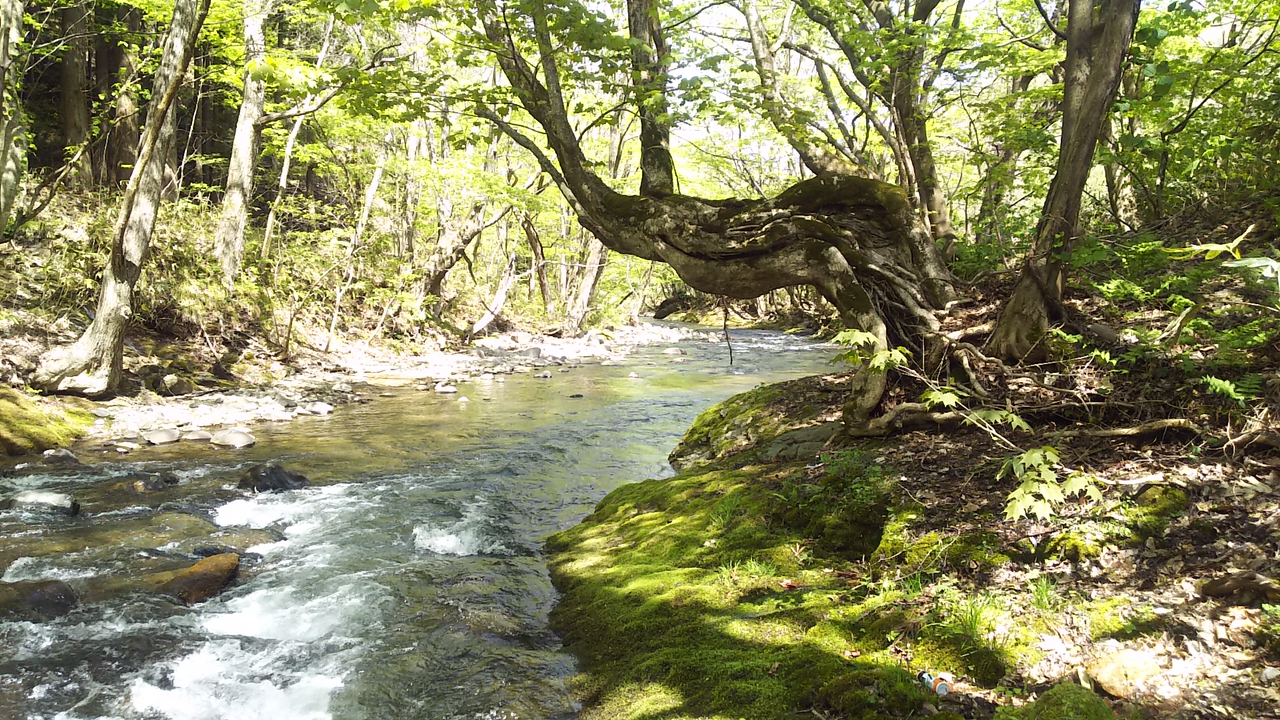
993 682 1114 719
0 387 92 457
548 459 936 719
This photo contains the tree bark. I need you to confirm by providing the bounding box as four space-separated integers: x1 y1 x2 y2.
104 6 141 185
215 0 271 290
988 0 1141 362
59 2 92 188
33 0 212 396
0 0 26 231
626 0 672 197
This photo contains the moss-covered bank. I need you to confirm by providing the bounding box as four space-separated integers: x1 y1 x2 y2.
545 382 1133 719
0 387 92 457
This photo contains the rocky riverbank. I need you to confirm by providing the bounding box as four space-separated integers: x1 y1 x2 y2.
1 321 724 463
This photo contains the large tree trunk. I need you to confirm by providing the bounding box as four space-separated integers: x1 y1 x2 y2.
0 0 26 231
214 0 271 290
59 2 92 188
33 0 212 396
103 6 141 185
988 0 1141 362
626 0 672 197
478 5 954 425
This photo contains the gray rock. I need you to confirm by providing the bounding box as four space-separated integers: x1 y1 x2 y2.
41 448 81 466
534 371 552 379
210 429 256 449
661 347 685 355
303 401 334 416
182 430 213 441
435 384 458 393
2 490 80 516
143 428 181 445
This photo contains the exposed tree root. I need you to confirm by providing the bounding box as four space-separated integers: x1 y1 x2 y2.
1051 418 1206 440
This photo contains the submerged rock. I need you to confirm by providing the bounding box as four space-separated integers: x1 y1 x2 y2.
0 579 78 620
158 553 240 605
238 463 310 492
210 428 256 448
2 490 80 516
118 471 180 494
41 448 81 466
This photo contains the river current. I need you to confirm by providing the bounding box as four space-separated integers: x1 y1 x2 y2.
1 327 837 720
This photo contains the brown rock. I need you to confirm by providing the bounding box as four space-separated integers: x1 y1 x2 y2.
159 553 240 605
0 579 78 620
1086 648 1162 699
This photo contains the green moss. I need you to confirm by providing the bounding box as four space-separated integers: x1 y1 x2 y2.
994 683 1114 719
1123 486 1189 538
1085 596 1161 641
669 383 803 469
547 456 938 719
0 387 92 457
1044 524 1109 562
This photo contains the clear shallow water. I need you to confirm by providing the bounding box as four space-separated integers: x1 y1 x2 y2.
0 327 837 720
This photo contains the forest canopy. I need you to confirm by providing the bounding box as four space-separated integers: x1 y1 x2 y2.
0 0 1275 433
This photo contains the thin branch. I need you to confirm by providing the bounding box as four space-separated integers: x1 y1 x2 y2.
1032 0 1067 41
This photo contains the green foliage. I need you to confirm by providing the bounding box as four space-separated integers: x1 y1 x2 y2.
1000 447 1102 521
830 330 911 372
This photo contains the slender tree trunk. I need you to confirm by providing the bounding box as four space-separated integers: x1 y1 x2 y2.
33 0 212 396
564 237 606 334
106 7 141 185
0 0 27 231
326 131 389 352
469 243 517 338
989 0 1141 361
215 0 271 290
60 2 92 188
522 213 552 313
260 16 334 260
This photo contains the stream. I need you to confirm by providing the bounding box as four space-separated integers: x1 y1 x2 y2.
1 327 837 720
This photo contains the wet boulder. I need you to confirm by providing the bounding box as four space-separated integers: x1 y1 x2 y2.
2 490 80 516
238 463 309 492
0 579 78 620
158 553 240 605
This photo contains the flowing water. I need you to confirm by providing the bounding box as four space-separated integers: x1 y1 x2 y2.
1 327 837 720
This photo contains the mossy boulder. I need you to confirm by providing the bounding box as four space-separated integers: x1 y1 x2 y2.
0 387 92 457
993 682 1114 719
669 376 833 470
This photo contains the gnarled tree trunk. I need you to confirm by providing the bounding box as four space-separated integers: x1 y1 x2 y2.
33 0 211 396
476 4 954 426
